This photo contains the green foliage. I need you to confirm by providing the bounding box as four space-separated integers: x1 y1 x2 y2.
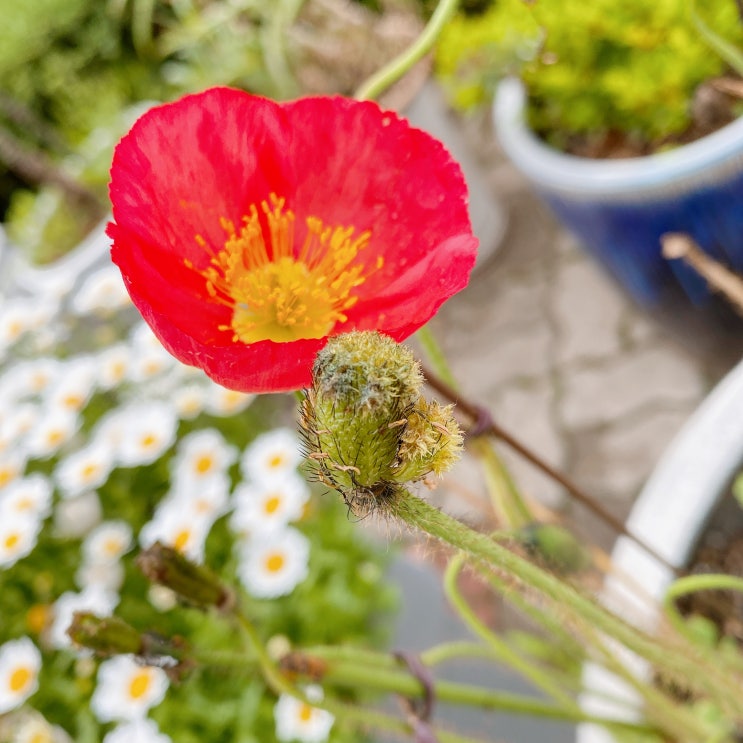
435 0 743 145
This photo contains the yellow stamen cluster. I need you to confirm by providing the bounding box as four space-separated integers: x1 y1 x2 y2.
192 195 373 344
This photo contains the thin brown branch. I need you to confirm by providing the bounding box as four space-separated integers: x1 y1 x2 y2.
662 232 743 317
421 364 682 577
0 126 103 215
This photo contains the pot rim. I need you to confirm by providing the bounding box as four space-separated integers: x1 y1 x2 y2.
493 77 743 199
576 356 743 742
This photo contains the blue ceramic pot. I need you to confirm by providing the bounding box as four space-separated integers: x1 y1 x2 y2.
493 78 743 307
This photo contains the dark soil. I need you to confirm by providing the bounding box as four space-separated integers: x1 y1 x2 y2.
559 77 742 159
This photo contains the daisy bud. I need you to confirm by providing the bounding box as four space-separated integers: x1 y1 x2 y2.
67 612 143 657
136 542 233 612
301 331 462 517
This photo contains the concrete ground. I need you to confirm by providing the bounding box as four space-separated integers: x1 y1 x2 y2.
384 105 743 742
419 108 743 548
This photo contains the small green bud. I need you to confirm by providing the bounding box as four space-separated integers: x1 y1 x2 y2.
136 542 234 611
301 331 463 517
67 612 143 656
519 523 591 574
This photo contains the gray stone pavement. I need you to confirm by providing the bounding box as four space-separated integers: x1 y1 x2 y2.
415 109 743 550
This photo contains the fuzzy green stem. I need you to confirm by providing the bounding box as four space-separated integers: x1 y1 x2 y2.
353 0 459 101
444 552 581 711
389 490 743 717
307 650 655 732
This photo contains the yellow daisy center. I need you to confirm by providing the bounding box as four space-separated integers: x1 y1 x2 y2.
128 669 152 699
194 454 214 474
263 495 282 515
265 553 285 573
140 434 158 449
173 529 191 553
9 665 32 693
4 532 21 552
190 195 375 344
298 703 314 723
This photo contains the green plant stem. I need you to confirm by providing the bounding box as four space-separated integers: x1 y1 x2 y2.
261 0 304 98
388 490 743 721
353 0 459 101
417 325 459 388
306 649 653 732
665 573 743 673
444 551 580 711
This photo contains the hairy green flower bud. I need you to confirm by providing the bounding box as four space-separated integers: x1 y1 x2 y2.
301 331 463 516
67 612 143 656
136 542 234 611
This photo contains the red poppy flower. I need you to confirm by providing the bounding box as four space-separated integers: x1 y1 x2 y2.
108 88 477 393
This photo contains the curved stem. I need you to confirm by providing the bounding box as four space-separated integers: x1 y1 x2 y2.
389 490 743 718
443 552 581 712
421 363 680 576
353 0 459 101
665 573 743 673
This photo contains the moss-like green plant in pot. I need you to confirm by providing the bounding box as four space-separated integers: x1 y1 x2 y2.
437 0 743 315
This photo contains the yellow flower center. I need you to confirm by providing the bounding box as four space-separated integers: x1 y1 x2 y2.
4 532 20 552
265 553 285 573
190 195 375 344
263 495 282 515
268 454 285 470
81 463 100 482
298 703 314 723
141 434 158 449
173 529 191 552
128 669 152 699
194 455 214 474
0 466 17 487
9 665 32 693
47 429 65 446
103 537 123 556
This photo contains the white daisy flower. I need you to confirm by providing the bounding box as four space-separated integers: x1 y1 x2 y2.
231 474 310 536
82 521 133 565
173 429 237 484
0 638 41 714
128 323 174 381
70 265 131 317
115 402 178 468
54 443 116 499
91 408 130 453
171 383 208 420
49 586 119 650
0 513 42 569
0 403 40 449
139 501 213 563
96 344 131 390
90 655 168 722
274 686 334 743
0 449 27 489
0 474 53 521
25 409 80 459
0 359 60 402
241 428 303 483
165 471 231 522
237 527 310 599
12 714 72 743
76 560 125 594
45 356 97 414
53 491 102 538
103 718 172 743
0 299 36 349
204 383 255 417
